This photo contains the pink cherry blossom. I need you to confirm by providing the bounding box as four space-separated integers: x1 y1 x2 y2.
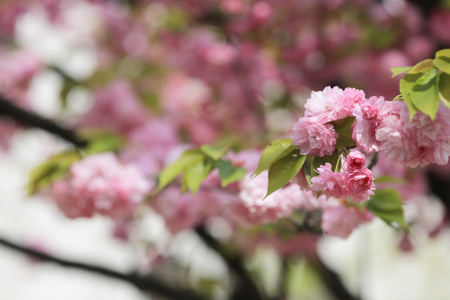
49 153 153 220
321 204 373 238
121 119 180 176
230 172 307 227
304 86 345 121
79 80 149 135
344 168 374 202
377 102 450 167
352 95 387 153
310 163 347 199
341 151 366 172
292 117 337 157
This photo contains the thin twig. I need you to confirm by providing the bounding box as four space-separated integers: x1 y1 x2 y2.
195 225 264 300
0 236 207 300
0 96 88 148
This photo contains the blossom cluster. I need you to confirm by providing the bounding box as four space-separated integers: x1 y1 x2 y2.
293 86 450 167
311 152 374 203
1 0 447 264
49 153 153 220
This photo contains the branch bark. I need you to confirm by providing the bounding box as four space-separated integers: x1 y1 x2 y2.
0 96 88 148
195 225 264 300
0 236 207 300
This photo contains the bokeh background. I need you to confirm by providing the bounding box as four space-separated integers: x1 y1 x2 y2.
1 0 450 299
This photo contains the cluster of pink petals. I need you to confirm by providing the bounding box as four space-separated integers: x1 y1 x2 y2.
49 153 153 220
376 103 450 167
321 201 373 238
231 171 309 227
304 86 365 122
293 86 365 157
79 80 149 136
121 119 180 176
351 95 389 153
372 152 427 201
151 186 236 233
311 151 375 202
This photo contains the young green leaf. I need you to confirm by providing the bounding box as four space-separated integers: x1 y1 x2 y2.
366 188 408 229
311 150 342 176
403 94 418 121
399 72 423 119
438 72 450 108
410 71 439 120
391 66 411 78
252 138 296 177
217 160 247 187
78 129 125 154
433 56 450 74
27 151 80 195
200 144 228 161
435 49 450 58
158 149 205 190
373 175 407 184
183 160 209 193
328 116 356 150
265 151 306 199
408 59 435 74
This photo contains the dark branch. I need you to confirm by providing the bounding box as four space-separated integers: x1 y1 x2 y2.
195 225 264 300
0 96 88 148
311 259 361 300
0 236 207 300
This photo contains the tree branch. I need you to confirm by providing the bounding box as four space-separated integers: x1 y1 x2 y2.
0 96 88 148
195 225 264 300
0 236 207 300
311 259 361 300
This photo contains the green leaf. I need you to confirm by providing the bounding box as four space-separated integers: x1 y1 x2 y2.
328 116 356 150
217 160 247 187
409 59 435 74
78 129 125 154
434 56 450 74
438 72 450 108
311 150 342 176
200 144 228 161
183 160 209 193
410 71 439 120
399 72 424 120
373 175 408 184
252 138 296 177
265 152 306 199
403 94 418 121
366 188 408 229
435 49 450 58
27 151 80 195
158 149 205 190
391 66 411 78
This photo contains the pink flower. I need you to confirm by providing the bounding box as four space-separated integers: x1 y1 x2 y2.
342 151 366 172
335 87 365 118
310 163 347 198
293 117 337 157
321 205 373 238
352 96 387 153
230 172 307 227
49 153 153 220
121 119 180 176
304 86 344 121
79 80 149 135
304 86 364 122
151 186 235 233
377 102 450 167
311 153 374 202
344 168 374 202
